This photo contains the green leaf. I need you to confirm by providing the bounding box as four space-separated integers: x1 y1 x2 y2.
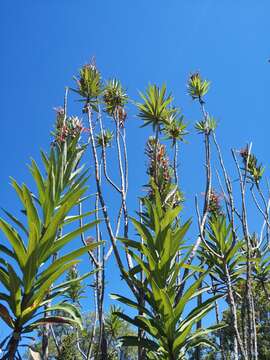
0 218 26 269
29 159 46 205
36 244 100 290
44 220 100 261
0 303 14 328
22 185 41 254
1 208 28 236
28 316 81 330
27 261 80 309
45 302 83 329
63 210 96 225
174 273 208 320
7 264 22 317
111 293 152 317
118 335 159 351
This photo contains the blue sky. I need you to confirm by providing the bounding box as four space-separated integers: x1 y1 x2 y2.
1 0 270 349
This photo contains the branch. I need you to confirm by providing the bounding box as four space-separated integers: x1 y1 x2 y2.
97 108 121 193
86 105 137 296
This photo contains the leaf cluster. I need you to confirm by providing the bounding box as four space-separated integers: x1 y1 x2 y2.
201 216 245 292
187 72 210 101
240 146 265 183
163 112 188 146
72 63 103 110
113 189 224 359
137 84 175 131
96 129 114 148
103 79 128 117
0 135 100 355
195 116 216 135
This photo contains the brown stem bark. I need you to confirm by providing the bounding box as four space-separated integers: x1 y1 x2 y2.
7 328 21 360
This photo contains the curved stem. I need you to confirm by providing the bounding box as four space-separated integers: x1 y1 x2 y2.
232 148 255 359
98 109 121 193
173 142 179 186
86 106 137 296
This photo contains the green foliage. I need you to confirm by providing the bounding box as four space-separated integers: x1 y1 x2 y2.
113 189 224 359
202 216 245 291
239 146 265 183
104 306 137 360
137 84 175 130
253 247 270 284
27 308 137 360
187 72 210 101
56 333 81 360
0 125 100 356
195 116 217 135
4 63 270 360
105 305 126 340
96 129 114 148
163 112 188 146
72 62 102 110
205 281 270 360
62 265 86 306
103 79 128 117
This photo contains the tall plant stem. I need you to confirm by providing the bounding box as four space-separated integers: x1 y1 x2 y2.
194 98 214 360
98 107 132 270
86 105 137 296
41 251 58 359
232 148 257 359
6 327 21 360
211 277 226 360
213 133 237 242
255 182 270 245
115 115 129 240
176 101 211 304
138 200 146 360
173 141 179 186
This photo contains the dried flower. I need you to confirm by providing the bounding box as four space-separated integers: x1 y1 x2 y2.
53 108 85 145
208 190 223 218
85 236 95 245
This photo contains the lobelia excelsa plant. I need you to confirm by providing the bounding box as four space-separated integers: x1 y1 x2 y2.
0 106 101 359
112 186 225 360
199 215 246 358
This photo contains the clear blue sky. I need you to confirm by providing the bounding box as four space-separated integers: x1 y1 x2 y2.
1 0 270 348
